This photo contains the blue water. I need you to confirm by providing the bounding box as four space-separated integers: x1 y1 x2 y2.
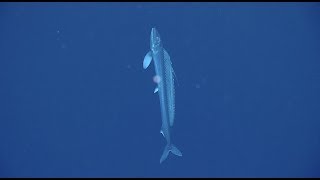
0 2 320 178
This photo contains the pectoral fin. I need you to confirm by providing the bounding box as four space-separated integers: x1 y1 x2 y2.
160 125 165 138
143 51 152 69
154 87 158 93
160 130 165 138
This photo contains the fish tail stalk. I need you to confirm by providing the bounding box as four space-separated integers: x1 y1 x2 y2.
160 144 182 164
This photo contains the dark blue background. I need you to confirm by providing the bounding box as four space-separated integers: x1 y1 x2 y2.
0 2 319 178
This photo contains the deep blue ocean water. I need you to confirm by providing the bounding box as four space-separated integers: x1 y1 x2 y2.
0 2 320 178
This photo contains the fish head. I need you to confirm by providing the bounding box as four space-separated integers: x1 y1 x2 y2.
150 27 162 52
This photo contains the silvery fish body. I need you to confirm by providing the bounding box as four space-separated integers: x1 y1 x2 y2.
143 28 182 164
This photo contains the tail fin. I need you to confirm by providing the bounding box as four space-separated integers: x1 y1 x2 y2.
160 144 182 164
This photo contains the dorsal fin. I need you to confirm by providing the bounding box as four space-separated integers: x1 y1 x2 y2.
164 49 179 87
164 49 176 127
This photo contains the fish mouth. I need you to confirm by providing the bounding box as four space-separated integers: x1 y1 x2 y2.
151 27 160 43
151 28 158 37
150 27 161 49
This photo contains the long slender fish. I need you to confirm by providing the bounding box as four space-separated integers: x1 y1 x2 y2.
143 28 182 163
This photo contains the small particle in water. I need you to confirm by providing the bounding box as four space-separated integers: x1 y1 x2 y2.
153 75 161 84
61 43 67 49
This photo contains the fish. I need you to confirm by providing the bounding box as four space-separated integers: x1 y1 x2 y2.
143 27 182 164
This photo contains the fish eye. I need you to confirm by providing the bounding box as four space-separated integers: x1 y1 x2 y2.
154 37 160 45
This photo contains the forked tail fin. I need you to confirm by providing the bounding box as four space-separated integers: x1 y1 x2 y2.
160 144 182 164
